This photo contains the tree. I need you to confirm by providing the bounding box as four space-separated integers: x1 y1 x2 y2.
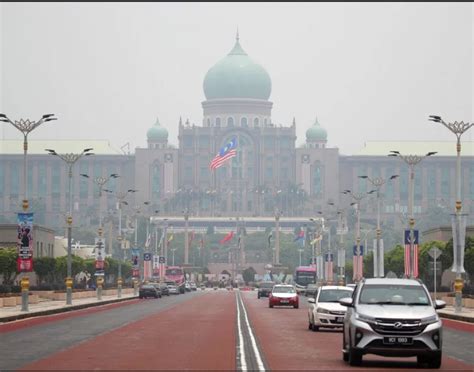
242 266 257 285
33 257 56 285
384 245 405 277
0 248 19 285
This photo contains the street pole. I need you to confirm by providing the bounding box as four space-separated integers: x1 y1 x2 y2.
429 116 472 313
275 209 281 265
46 148 94 305
184 209 189 265
389 151 436 280
1 113 57 312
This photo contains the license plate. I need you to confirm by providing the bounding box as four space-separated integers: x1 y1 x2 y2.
336 317 344 323
280 300 289 304
383 337 413 345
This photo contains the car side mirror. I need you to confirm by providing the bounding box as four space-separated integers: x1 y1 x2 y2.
434 299 446 310
307 297 315 304
339 297 353 307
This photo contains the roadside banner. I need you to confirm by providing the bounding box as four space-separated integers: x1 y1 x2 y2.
131 248 140 278
95 237 105 276
143 252 152 280
17 213 34 272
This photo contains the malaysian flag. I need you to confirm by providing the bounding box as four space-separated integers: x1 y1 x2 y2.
353 245 364 281
404 230 419 278
143 252 152 280
210 138 237 170
324 252 334 282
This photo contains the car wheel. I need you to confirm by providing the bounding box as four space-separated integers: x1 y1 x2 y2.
311 323 319 332
269 303 273 308
418 352 442 369
342 327 349 362
258 294 260 299
348 341 362 366
308 321 313 330
294 304 299 309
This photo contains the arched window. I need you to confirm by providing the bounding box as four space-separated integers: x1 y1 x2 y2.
241 117 248 127
254 118 259 127
207 118 211 127
264 118 268 126
227 117 234 127
216 117 221 127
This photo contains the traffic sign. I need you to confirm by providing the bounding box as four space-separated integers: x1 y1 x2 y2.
428 247 442 260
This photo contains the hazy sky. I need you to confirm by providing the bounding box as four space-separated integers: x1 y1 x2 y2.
1 2 472 155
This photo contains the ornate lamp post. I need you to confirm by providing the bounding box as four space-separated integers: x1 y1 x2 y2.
45 148 94 305
328 202 351 285
0 113 56 312
103 189 137 297
274 208 281 265
358 175 399 277
429 115 473 312
389 151 436 279
341 190 375 282
309 216 324 284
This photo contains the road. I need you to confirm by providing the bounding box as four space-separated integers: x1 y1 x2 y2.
0 289 472 371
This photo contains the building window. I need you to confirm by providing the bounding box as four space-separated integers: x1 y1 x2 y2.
312 165 323 196
241 117 248 127
183 136 193 147
207 118 211 127
216 117 221 127
227 117 234 127
38 163 47 197
151 164 161 201
254 118 259 127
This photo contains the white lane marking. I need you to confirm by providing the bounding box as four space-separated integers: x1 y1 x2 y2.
236 291 247 371
238 291 266 371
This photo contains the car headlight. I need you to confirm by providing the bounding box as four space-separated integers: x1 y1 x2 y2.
421 314 439 325
355 313 375 323
317 307 330 314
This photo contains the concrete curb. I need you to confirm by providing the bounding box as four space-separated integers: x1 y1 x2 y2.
0 296 139 323
438 312 474 324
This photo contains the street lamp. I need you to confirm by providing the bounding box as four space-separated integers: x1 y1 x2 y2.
45 148 94 305
1 113 56 312
358 174 399 278
389 150 436 280
429 115 473 313
274 208 281 265
309 216 324 283
103 188 137 297
328 201 351 285
341 190 375 282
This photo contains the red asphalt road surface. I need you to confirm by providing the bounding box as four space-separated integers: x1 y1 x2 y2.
20 291 236 370
241 291 473 371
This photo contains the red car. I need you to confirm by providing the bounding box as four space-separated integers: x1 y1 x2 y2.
269 284 299 309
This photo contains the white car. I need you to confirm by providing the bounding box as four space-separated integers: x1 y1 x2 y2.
308 285 354 331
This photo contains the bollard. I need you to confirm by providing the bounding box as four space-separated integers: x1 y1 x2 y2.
454 278 463 312
97 276 104 301
117 277 123 298
133 278 139 296
20 276 29 312
65 277 73 305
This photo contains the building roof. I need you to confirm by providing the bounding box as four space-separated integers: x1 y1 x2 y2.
203 34 272 100
354 141 474 157
0 139 124 155
147 118 168 141
306 117 327 141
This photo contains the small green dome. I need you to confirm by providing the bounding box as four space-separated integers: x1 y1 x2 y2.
306 117 327 141
147 118 168 141
203 35 272 100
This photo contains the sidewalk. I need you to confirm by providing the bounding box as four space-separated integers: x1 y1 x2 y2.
0 292 138 323
437 305 474 324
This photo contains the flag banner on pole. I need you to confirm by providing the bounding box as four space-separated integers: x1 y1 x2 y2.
143 252 152 280
324 253 334 282
167 233 174 243
131 248 140 269
152 255 160 275
352 245 364 281
404 230 419 278
17 212 34 272
94 237 105 275
294 229 305 243
219 231 234 244
210 138 237 170
267 231 273 248
310 234 322 246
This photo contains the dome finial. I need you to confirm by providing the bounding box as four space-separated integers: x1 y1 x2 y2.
314 116 320 126
155 117 160 126
236 27 239 42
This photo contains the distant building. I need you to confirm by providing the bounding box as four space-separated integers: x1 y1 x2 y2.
1 35 473 236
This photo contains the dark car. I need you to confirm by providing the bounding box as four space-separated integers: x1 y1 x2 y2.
151 282 169 296
257 281 275 298
139 284 160 299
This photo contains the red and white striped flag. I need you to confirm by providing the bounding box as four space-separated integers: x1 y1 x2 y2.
353 245 364 281
210 138 237 170
143 252 152 280
404 230 419 278
324 253 334 282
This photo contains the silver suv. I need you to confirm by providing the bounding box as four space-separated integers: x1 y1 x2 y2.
340 278 446 368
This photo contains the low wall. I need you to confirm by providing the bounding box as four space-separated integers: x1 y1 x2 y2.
441 296 474 308
0 295 39 307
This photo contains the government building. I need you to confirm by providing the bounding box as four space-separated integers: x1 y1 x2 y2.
1 35 473 250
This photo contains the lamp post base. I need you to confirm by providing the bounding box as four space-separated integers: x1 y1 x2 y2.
454 278 463 313
20 276 29 312
66 288 72 305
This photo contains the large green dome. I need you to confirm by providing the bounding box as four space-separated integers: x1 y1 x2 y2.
306 117 327 141
203 35 272 100
147 118 168 141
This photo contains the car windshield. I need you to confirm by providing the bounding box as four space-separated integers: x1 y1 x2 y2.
166 269 183 276
273 286 296 294
260 283 274 288
318 289 353 302
141 285 154 289
359 284 430 305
